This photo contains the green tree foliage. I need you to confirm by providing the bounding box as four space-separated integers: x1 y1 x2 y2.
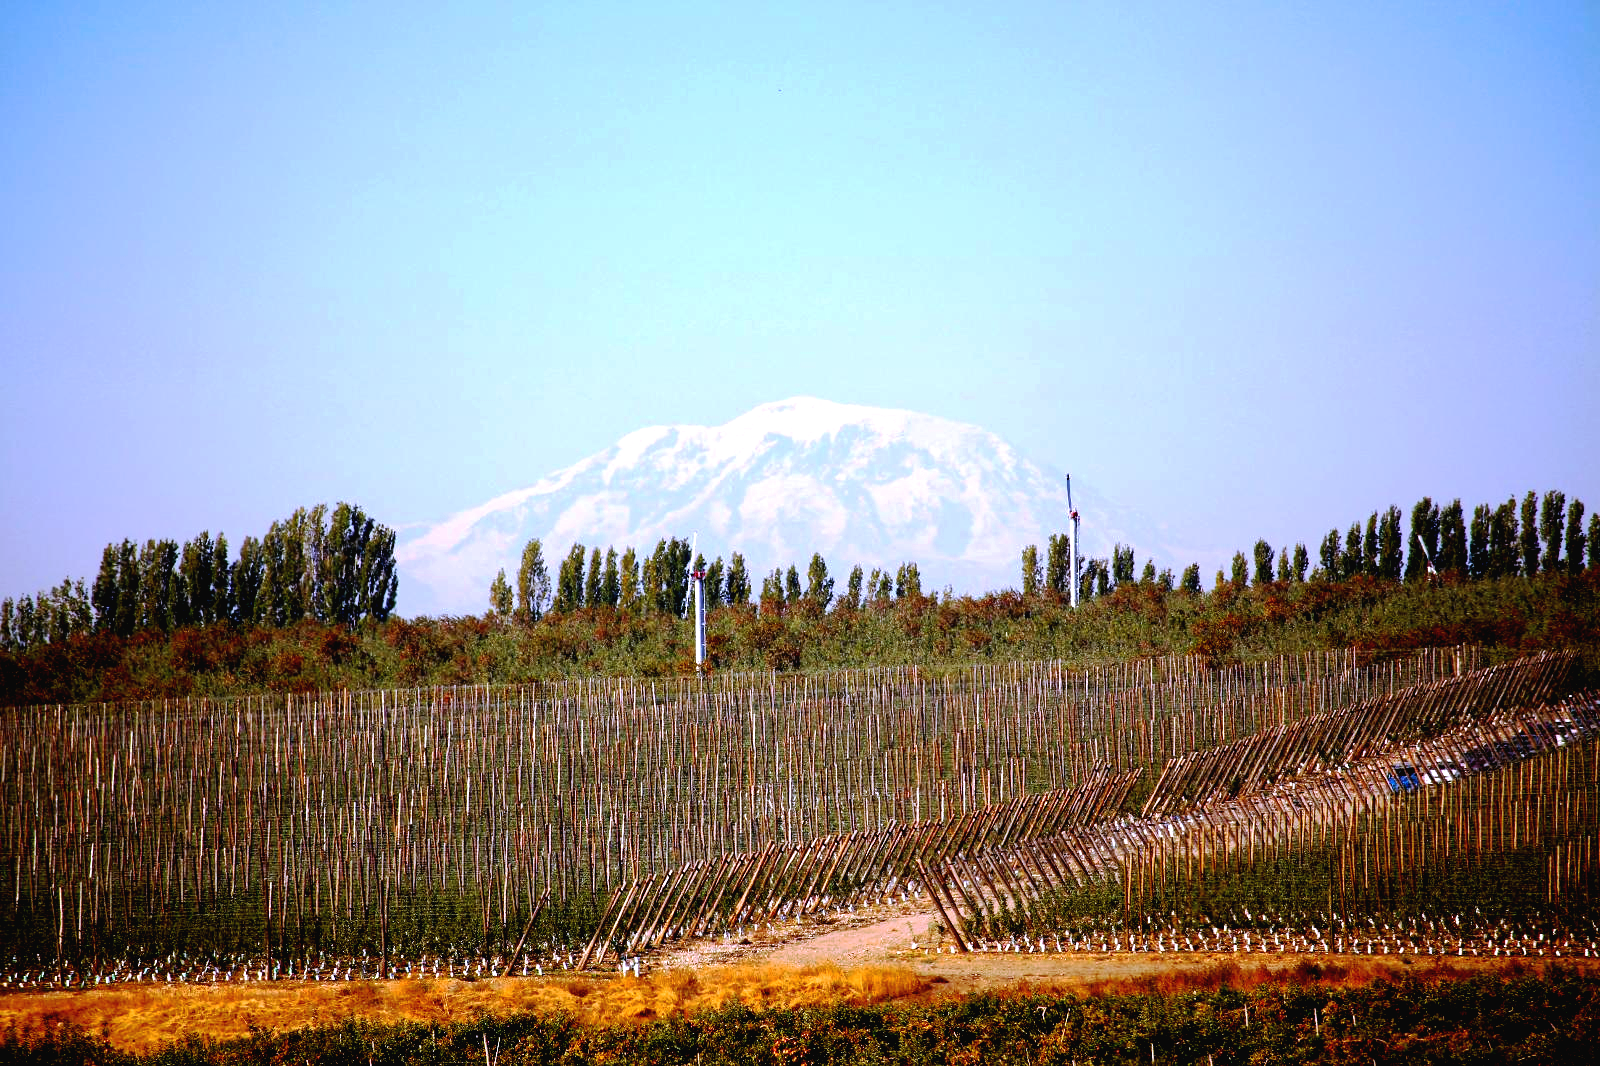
784 564 802 604
1292 543 1309 582
646 538 692 616
869 568 892 605
1180 563 1202 594
488 569 512 617
724 552 750 606
555 544 586 612
1540 490 1566 573
1469 504 1492 578
177 532 216 626
313 503 398 625
1317 529 1340 581
583 547 603 609
91 542 124 634
1111 544 1135 586
1045 533 1071 596
804 553 834 610
1437 500 1467 575
1590 512 1600 570
1567 500 1588 574
702 555 723 607
759 568 785 612
232 536 264 625
1275 547 1291 583
1252 540 1273 586
1140 560 1157 584
1406 497 1439 583
138 538 180 632
1377 505 1404 580
1520 490 1540 575
1490 497 1521 577
601 548 621 608
617 547 640 613
1363 512 1379 577
895 561 922 600
518 541 556 624
843 565 864 609
1342 523 1364 580
1020 545 1041 597
1231 551 1249 587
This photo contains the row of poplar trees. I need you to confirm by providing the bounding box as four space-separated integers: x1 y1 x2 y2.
489 539 925 620
0 503 398 650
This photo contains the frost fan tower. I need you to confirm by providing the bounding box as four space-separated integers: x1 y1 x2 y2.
1066 474 1081 609
688 534 707 669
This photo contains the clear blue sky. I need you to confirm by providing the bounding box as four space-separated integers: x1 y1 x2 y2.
3 2 1596 611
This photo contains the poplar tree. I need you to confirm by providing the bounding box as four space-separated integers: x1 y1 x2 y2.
1566 500 1587 575
1468 504 1492 578
1437 500 1467 576
1276 548 1291 583
1363 513 1379 577
724 553 750 606
601 548 621 607
1341 525 1363 580
1021 545 1041 597
1252 540 1273 585
1590 512 1600 571
1140 560 1157 584
1540 490 1566 573
1046 534 1071 596
843 565 864 609
92 544 121 633
1377 506 1404 580
517 537 554 622
1231 551 1250 587
489 570 512 617
805 553 834 610
1180 563 1202 594
1112 544 1136 586
703 556 725 606
555 544 586 612
760 569 786 611
1406 498 1439 583
583 546 603 608
1490 498 1520 577
618 547 640 613
785 565 802 604
232 537 264 625
1292 543 1309 582
1318 530 1340 580
1520 491 1540 575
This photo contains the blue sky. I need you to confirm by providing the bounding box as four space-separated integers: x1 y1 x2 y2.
3 2 1596 613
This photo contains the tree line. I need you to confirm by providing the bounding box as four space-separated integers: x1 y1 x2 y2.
488 539 927 620
0 503 397 651
1019 489 1596 601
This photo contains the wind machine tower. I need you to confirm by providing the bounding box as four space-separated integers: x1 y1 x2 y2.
688 534 707 669
1066 474 1081 609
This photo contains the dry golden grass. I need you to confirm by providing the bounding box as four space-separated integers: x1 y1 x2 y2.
0 964 936 1053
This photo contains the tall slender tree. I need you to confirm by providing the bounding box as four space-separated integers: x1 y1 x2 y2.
1468 503 1492 578
1540 490 1567 573
1180 563 1202 594
703 556 724 606
618 546 640 613
1252 540 1273 585
1342 524 1364 580
1377 506 1404 580
1490 497 1520 577
843 564 864 609
1406 498 1439 583
1363 513 1380 577
1565 500 1587 575
583 546 603 608
1046 534 1071 596
724 552 750 606
1520 491 1540 575
1318 529 1340 580
555 544 586 612
1021 545 1041 597
1437 500 1467 576
488 569 513 617
805 553 834 610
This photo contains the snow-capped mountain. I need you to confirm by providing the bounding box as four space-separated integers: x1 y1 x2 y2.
395 398 1202 617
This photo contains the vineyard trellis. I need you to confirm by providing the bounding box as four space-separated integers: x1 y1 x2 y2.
0 645 1570 984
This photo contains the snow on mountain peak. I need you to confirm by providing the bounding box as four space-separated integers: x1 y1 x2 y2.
394 398 1185 617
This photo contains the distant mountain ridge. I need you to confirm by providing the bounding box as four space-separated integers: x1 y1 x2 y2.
395 397 1197 617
